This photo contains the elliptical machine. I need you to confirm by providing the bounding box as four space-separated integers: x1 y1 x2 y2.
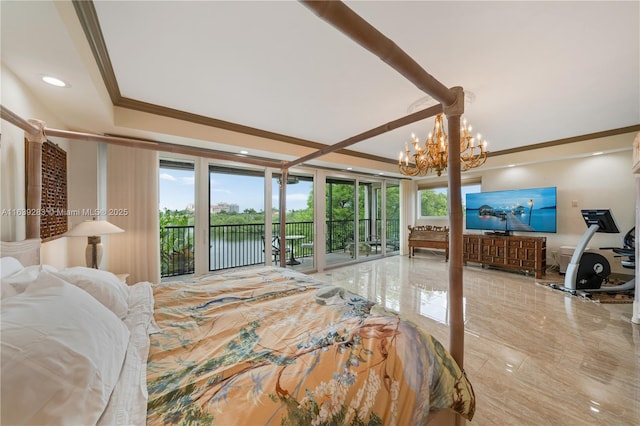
552 209 635 296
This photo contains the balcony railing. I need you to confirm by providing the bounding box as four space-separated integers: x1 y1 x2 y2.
160 225 195 277
160 219 399 277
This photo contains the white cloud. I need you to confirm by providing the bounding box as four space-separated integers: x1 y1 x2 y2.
287 193 308 201
159 172 177 181
212 188 231 194
180 176 195 185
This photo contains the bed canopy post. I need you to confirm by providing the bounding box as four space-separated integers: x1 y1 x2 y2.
298 0 466 370
286 104 443 168
279 167 288 268
444 87 465 367
24 119 47 240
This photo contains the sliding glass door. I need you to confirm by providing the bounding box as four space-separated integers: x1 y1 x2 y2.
325 178 356 267
209 166 265 270
358 180 382 259
322 175 400 267
385 182 400 254
160 158 399 276
158 159 195 278
271 172 315 270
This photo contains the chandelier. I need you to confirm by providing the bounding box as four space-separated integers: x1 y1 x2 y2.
398 113 487 176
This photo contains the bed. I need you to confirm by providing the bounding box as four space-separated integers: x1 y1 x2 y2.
2 2 479 423
1 240 474 425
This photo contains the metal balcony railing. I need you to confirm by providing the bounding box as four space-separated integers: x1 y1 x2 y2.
160 219 399 277
160 225 195 277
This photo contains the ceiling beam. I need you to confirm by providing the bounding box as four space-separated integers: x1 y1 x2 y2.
286 104 443 168
44 128 285 169
299 0 456 107
291 0 463 168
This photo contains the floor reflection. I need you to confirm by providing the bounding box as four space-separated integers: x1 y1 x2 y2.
311 253 639 425
416 289 450 325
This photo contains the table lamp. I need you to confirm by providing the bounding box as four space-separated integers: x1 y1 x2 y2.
64 218 124 268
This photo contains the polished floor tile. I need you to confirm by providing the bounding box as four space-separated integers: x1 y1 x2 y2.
311 253 639 426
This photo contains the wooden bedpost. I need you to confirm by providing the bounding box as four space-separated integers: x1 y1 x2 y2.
25 119 47 240
297 2 469 381
444 87 465 370
279 167 288 268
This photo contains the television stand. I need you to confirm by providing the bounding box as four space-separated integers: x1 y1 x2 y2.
484 231 512 237
463 234 547 278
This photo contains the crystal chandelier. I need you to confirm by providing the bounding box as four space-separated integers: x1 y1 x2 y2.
398 113 487 176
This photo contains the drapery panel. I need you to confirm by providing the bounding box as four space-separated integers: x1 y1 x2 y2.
107 145 160 284
399 180 415 254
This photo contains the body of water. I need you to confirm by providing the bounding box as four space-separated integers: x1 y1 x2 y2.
466 208 556 233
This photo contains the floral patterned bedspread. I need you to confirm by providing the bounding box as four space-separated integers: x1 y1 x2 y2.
147 266 475 425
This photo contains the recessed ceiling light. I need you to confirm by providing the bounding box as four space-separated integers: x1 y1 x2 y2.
41 75 68 87
592 151 603 156
239 150 248 155
508 164 516 168
346 167 353 170
378 172 385 175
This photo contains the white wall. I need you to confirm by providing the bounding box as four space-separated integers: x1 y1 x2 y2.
1 65 64 241
1 64 97 268
413 133 636 275
482 150 633 274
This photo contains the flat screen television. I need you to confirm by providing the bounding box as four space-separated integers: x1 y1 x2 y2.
465 186 557 234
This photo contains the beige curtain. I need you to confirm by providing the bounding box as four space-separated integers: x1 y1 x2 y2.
106 145 160 284
399 180 415 255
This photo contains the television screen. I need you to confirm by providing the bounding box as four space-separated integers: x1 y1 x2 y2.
465 187 557 233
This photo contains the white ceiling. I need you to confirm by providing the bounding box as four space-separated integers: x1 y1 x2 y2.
2 1 639 176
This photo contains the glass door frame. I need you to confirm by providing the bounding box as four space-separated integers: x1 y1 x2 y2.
160 154 398 276
267 166 317 272
317 170 400 270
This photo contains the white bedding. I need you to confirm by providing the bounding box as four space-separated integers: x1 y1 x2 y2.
1 271 130 425
0 258 157 426
98 281 159 426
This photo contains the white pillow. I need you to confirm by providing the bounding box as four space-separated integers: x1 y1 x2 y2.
0 256 23 279
1 271 130 426
1 264 58 294
55 267 130 319
0 282 18 299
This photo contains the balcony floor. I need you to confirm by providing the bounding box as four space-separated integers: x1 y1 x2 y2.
161 249 399 282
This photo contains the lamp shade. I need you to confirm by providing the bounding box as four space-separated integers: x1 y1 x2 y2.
64 219 124 237
64 219 124 269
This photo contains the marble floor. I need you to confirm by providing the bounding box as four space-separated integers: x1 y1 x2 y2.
311 253 639 426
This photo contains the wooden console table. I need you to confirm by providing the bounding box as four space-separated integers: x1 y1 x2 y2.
408 225 449 261
463 234 547 278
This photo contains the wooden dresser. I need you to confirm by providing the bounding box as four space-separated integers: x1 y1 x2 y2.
462 234 547 278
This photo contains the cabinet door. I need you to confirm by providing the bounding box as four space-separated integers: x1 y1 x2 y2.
508 239 523 259
463 235 480 261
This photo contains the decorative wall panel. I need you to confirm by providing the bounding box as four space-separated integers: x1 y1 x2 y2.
40 140 67 240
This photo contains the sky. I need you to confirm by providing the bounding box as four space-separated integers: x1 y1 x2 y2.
159 168 313 212
465 187 556 210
